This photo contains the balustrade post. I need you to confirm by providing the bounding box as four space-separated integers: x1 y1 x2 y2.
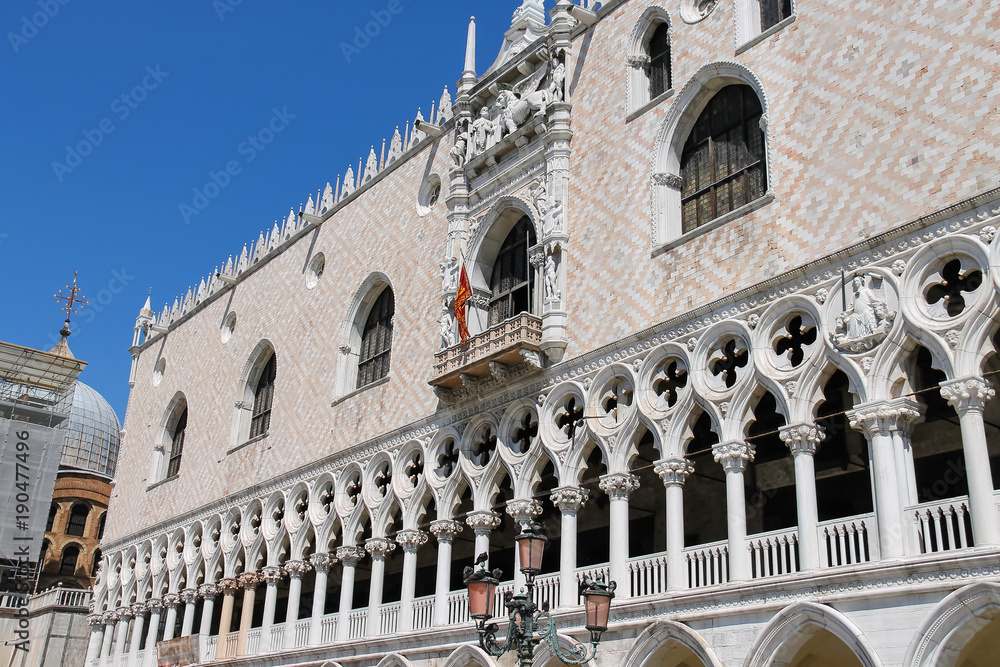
216 578 239 658
142 600 163 667
713 441 755 581
161 594 180 642
113 607 133 663
940 377 1000 547
259 566 284 652
550 487 587 607
506 499 543 592
127 603 146 667
308 553 336 645
364 539 394 637
236 572 262 656
282 560 312 648
85 614 105 666
197 584 218 638
335 546 366 641
99 611 117 661
654 458 693 589
779 424 824 571
849 400 918 559
430 520 463 626
180 588 198 637
395 529 428 632
600 472 640 597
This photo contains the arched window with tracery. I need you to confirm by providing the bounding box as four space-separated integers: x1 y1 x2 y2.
680 84 765 233
648 23 671 100
66 504 89 537
357 288 394 388
60 546 79 576
488 216 536 327
250 354 276 439
167 407 188 478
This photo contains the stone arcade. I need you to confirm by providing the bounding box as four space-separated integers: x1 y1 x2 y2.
90 1 1000 666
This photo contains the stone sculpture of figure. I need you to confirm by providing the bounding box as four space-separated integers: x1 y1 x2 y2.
544 255 560 301
543 198 564 236
470 107 495 158
830 272 896 353
439 308 457 349
548 60 566 103
451 126 468 167
440 256 459 293
847 275 879 339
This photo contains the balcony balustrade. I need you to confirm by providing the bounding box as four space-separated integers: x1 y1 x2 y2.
430 313 543 389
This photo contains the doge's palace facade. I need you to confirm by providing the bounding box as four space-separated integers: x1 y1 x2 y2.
91 1 1000 666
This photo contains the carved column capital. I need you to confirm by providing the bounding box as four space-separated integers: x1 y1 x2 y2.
180 588 199 604
394 529 428 552
779 424 825 456
130 602 148 616
550 486 588 512
116 606 134 620
848 399 924 439
102 611 120 624
284 560 313 579
336 545 367 565
237 572 263 590
429 519 464 543
712 441 755 474
261 566 285 585
309 552 337 573
506 499 543 525
465 510 502 534
87 613 105 627
217 577 240 594
940 376 996 415
364 537 396 557
197 584 219 599
161 594 181 609
599 472 640 500
145 598 164 612
654 457 695 486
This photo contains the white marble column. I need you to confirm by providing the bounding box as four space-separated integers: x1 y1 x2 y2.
395 529 428 632
779 424 824 570
282 560 312 649
215 578 239 658
713 441 755 581
890 402 924 509
550 487 587 607
142 600 163 667
654 458 694 590
126 603 146 667
179 588 198 637
197 584 218 637
84 614 105 666
161 594 180 642
308 553 336 645
236 572 262 656
506 499 543 592
429 520 463 626
364 539 394 637
599 472 640 597
941 377 1000 546
113 606 133 663
465 511 501 561
259 566 284 652
335 546 366 641
849 401 918 559
99 611 118 662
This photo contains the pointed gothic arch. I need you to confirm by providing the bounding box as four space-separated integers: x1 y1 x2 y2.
621 619 723 667
335 272 396 396
904 582 1000 667
745 601 883 667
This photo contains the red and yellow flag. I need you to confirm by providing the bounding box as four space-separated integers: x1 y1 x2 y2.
455 264 472 345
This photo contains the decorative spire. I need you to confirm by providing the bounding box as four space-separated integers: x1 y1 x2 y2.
464 16 477 77
50 272 88 358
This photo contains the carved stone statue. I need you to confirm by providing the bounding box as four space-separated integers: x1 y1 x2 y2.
440 256 459 293
830 273 896 353
451 125 468 168
548 60 566 103
439 308 457 348
544 255 560 302
469 108 495 158
543 198 563 236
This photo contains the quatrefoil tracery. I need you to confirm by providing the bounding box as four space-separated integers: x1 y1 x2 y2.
436 439 459 478
925 258 983 318
471 426 498 467
710 338 749 389
774 315 817 368
513 412 538 454
556 397 585 440
653 360 688 409
600 378 634 425
404 451 424 487
374 462 392 497
346 474 362 506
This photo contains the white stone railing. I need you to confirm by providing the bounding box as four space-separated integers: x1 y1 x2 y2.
684 540 729 588
204 635 217 661
629 553 667 598
819 514 877 566
0 593 26 608
412 595 435 630
222 631 239 659
909 495 974 554
447 589 471 626
431 313 543 382
348 609 367 640
320 614 338 644
532 572 561 610
380 602 400 635
293 618 310 647
749 527 800 579
268 625 282 652
27 586 92 611
245 628 261 655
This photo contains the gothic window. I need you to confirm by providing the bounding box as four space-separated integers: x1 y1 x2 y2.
680 84 766 233
167 407 188 478
91 549 102 577
759 0 792 32
488 217 537 328
66 504 89 537
45 503 57 532
250 354 276 439
357 288 394 388
648 23 671 100
60 546 79 576
97 513 106 540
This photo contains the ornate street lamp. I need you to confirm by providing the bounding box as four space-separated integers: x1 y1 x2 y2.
463 523 616 667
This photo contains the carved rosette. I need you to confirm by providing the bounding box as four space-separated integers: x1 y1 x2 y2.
284 560 313 579
161 593 181 609
261 566 285 585
336 546 368 565
365 538 397 558
198 584 219 600
237 572 263 590
430 519 464 543
712 442 755 474
599 472 640 501
848 400 924 439
465 510 502 534
940 377 996 415
180 588 200 604
654 458 695 486
506 498 543 525
217 578 240 595
779 424 825 456
116 606 134 620
395 529 429 553
550 486 588 513
309 552 337 573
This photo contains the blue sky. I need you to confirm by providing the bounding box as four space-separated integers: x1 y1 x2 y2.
0 1 545 421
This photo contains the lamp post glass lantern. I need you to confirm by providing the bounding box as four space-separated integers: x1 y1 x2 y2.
463 522 616 667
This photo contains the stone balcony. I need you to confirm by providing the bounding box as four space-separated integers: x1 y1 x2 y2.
430 313 544 392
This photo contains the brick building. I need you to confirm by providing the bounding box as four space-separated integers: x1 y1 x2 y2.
91 1 1000 666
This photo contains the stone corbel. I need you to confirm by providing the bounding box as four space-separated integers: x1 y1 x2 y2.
653 172 684 190
627 54 651 70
